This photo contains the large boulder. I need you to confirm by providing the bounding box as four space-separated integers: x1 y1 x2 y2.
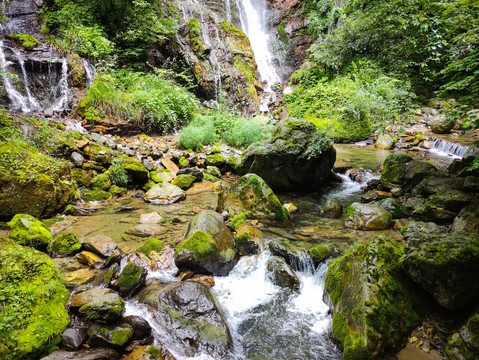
144 182 185 205
113 262 148 298
137 280 232 358
413 190 472 223
0 238 70 359
344 202 393 230
175 211 237 276
78 292 125 321
429 114 455 134
401 233 479 309
236 119 336 191
87 323 133 349
325 236 426 359
380 154 438 192
0 142 78 219
216 174 290 222
452 194 479 235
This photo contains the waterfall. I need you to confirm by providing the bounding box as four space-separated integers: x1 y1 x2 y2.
430 139 470 159
199 12 222 100
11 47 40 110
239 0 280 89
53 58 70 112
0 40 31 112
224 0 232 22
82 59 96 86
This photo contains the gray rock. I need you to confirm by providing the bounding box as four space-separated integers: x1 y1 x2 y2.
61 328 88 351
71 152 85 167
321 199 343 218
236 119 336 191
142 159 155 171
452 195 479 235
400 221 442 239
144 182 185 205
378 198 406 219
82 235 120 257
430 114 455 134
413 175 464 196
344 202 393 230
87 323 133 348
463 176 479 193
177 167 204 181
375 134 395 149
125 224 167 238
413 190 473 223
120 315 152 340
266 256 300 291
78 292 125 321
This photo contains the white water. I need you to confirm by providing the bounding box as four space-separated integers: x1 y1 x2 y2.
82 59 96 86
240 0 280 90
429 138 470 159
11 48 40 110
0 40 32 112
125 249 340 360
53 58 70 111
329 171 379 201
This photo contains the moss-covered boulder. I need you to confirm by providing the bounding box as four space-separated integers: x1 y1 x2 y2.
138 281 232 358
325 236 426 359
90 173 112 191
83 144 113 167
453 194 479 235
205 155 227 168
309 243 344 264
446 313 479 359
0 238 70 359
344 202 393 230
0 142 78 218
110 185 127 196
123 161 149 184
126 345 175 360
216 174 290 222
79 292 125 321
321 198 343 218
413 190 473 223
48 233 82 255
401 233 479 309
236 119 336 191
82 189 112 201
150 169 173 183
144 182 185 205
70 288 116 308
175 211 237 276
430 114 455 134
8 213 53 248
266 256 301 291
377 198 406 219
6 34 40 50
380 155 438 192
113 262 148 298
172 174 196 190
87 323 133 349
137 237 164 258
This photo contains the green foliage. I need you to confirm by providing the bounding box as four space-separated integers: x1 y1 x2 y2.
106 160 130 188
77 69 199 133
5 34 40 51
45 0 178 65
178 110 267 150
285 62 415 140
306 0 479 98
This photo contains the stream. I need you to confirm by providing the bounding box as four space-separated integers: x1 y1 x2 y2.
61 143 459 360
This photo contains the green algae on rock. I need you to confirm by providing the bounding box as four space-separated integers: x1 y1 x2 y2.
344 202 393 230
79 292 125 321
137 237 164 258
114 262 147 298
446 313 479 359
48 232 82 255
325 236 426 359
216 174 290 222
0 238 70 359
87 323 133 349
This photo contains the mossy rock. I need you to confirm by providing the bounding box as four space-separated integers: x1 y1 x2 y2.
110 185 127 196
114 262 148 298
6 34 40 50
137 237 164 258
149 170 173 183
234 223 263 256
402 233 479 309
325 236 427 359
0 142 78 218
48 233 81 255
87 323 133 349
79 292 125 321
413 190 472 223
205 154 227 167
309 245 330 263
216 174 290 222
8 213 53 248
229 212 246 231
123 161 149 184
83 144 112 166
446 313 479 359
266 256 300 291
0 238 70 359
172 174 196 190
203 173 221 183
82 189 112 201
143 180 156 192
344 202 393 230
91 173 112 191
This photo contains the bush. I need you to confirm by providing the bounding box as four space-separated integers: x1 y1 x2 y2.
178 111 267 150
77 69 199 133
284 62 415 141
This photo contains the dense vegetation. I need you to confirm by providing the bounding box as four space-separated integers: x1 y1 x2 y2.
285 0 479 140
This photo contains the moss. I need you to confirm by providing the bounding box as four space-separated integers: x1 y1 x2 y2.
221 248 236 261
115 262 144 293
110 328 133 346
234 231 249 248
143 180 156 191
211 147 221 154
187 18 206 55
205 154 227 167
122 161 149 183
332 312 350 344
230 212 246 231
227 156 237 166
309 245 330 262
79 293 125 321
8 213 53 248
345 205 356 219
204 173 220 182
6 34 40 50
109 185 127 196
137 237 164 257
172 174 196 189
147 346 162 358
277 24 288 44
48 233 81 255
68 52 86 88
63 204 75 215
219 21 248 39
175 231 219 261
41 216 64 228
380 155 412 184
343 332 370 360
179 156 188 168
82 189 111 201
149 171 165 183
91 173 112 190
0 240 70 359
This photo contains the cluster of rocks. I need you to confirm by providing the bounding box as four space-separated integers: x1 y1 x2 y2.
323 151 479 359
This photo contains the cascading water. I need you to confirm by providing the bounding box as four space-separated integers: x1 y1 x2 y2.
429 138 470 159
11 47 40 110
82 59 96 86
0 40 32 112
52 58 70 112
237 0 281 111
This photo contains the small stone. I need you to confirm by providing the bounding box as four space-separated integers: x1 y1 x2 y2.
139 212 163 224
125 224 167 238
284 203 297 213
61 328 88 351
75 251 104 267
